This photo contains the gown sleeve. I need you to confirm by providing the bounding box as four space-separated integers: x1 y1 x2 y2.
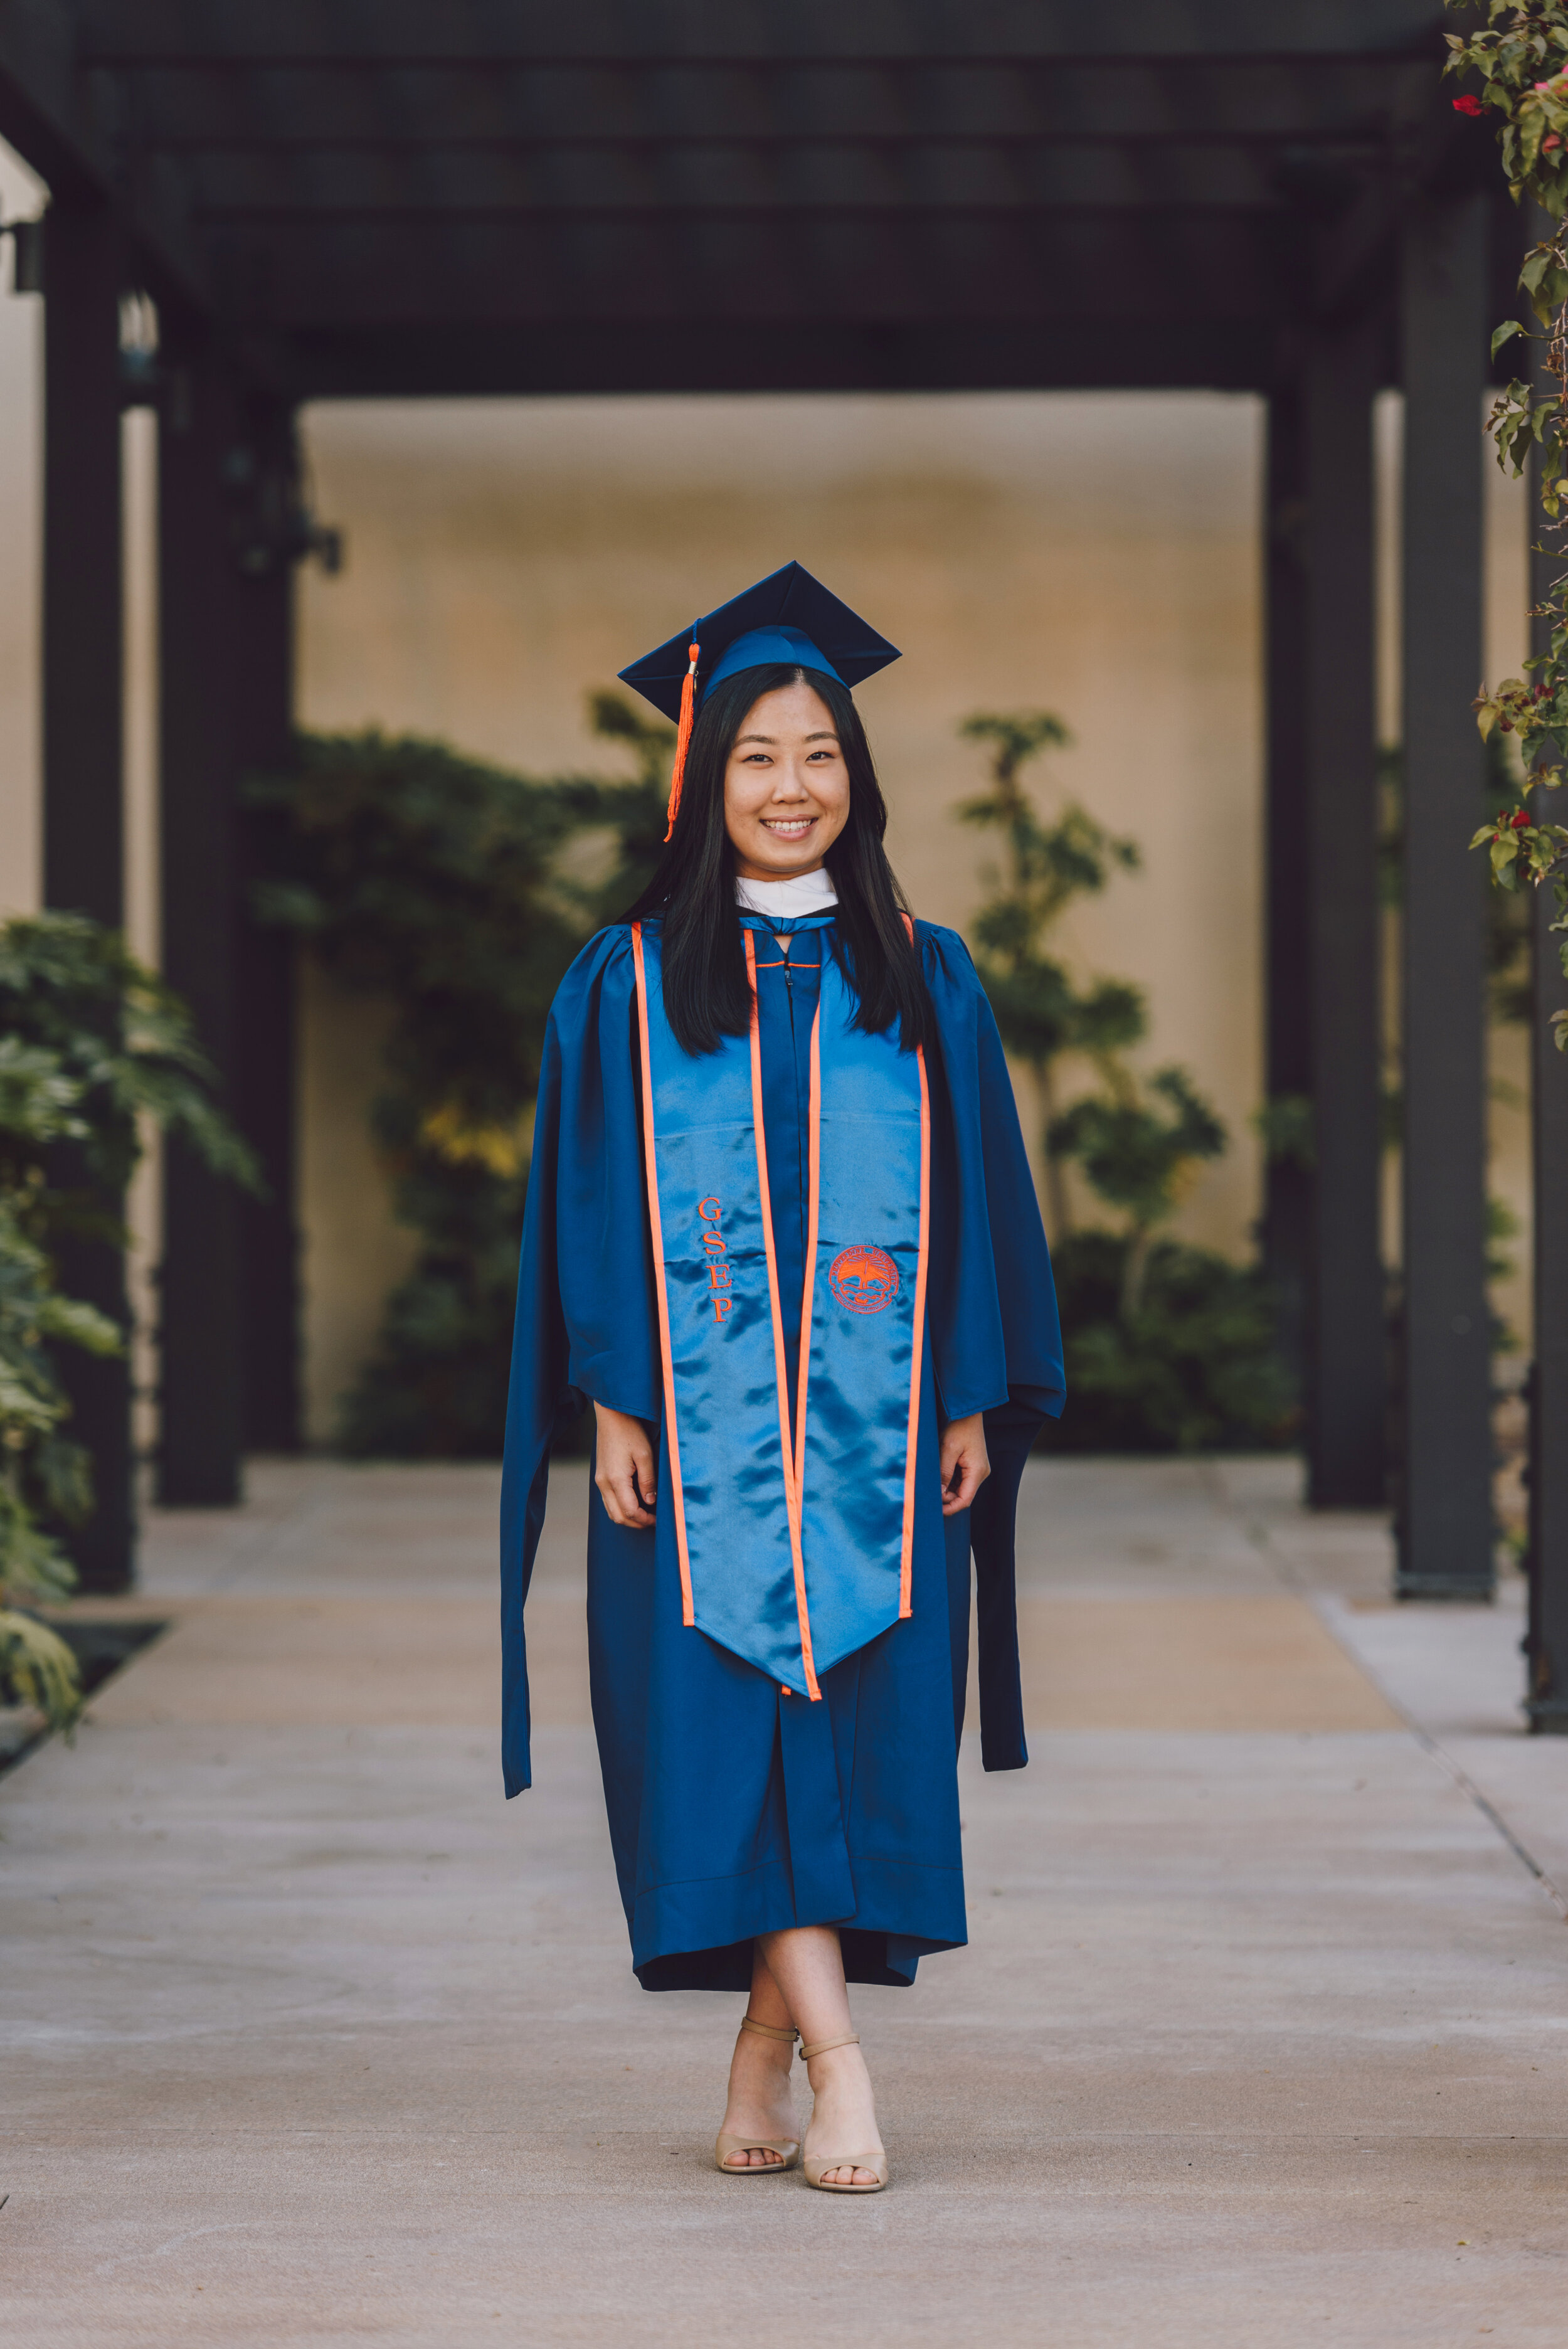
499 925 659 1796
919 921 1066 1774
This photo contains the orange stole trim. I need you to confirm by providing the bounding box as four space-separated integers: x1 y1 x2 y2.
630 922 694 1627
900 916 931 1618
793 1002 822 1497
900 1037 931 1618
743 929 822 1701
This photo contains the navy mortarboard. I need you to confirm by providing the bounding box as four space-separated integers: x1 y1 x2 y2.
618 561 901 837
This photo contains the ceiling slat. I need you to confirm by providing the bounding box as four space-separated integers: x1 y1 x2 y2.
80 59 1417 149
71 0 1447 68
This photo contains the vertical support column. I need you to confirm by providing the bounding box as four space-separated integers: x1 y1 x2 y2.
1261 381 1311 1399
1526 427 1568 1722
1303 320 1385 1507
43 198 123 923
1397 194 1493 1598
157 335 243 1503
41 194 133 1591
233 401 301 1453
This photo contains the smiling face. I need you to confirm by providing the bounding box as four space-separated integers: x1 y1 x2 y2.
722 679 852 881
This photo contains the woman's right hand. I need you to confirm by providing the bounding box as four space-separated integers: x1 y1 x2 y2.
593 1403 658 1529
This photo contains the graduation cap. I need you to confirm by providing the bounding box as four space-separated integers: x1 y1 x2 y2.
618 561 900 839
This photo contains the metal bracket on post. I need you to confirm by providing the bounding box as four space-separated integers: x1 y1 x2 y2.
1 216 45 293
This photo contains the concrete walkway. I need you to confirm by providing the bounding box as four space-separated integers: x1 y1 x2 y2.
4 1456 1566 2347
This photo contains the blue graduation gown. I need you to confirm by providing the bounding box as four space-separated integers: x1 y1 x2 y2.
501 912 1064 1990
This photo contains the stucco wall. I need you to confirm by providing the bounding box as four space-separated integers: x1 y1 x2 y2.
294 390 1270 1427
295 962 420 1441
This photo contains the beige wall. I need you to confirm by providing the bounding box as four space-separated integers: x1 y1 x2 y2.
295 390 1270 1422
296 963 419 1440
290 384 1536 1413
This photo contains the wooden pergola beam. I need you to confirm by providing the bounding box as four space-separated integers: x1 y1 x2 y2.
2 6 1448 361
0 5 208 304
280 316 1286 400
74 72 1415 153
189 213 1309 331
71 0 1445 66
179 161 1306 216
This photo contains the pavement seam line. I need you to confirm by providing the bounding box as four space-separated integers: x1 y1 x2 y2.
1241 1509 1568 1925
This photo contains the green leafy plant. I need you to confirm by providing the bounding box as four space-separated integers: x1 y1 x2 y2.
1049 1067 1227 1317
575 691 677 925
252 707 665 1455
0 914 256 1737
1445 1 1568 1043
0 1182 117 1737
1046 1230 1296 1454
955 712 1143 1234
953 715 1290 1452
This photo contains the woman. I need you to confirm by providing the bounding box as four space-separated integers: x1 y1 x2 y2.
501 563 1064 2192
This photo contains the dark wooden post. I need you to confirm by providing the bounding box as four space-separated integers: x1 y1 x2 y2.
1526 427 1568 1722
43 199 122 928
1261 381 1311 1401
233 400 302 1453
41 194 134 1591
1302 319 1385 1507
157 334 244 1504
1396 194 1493 1598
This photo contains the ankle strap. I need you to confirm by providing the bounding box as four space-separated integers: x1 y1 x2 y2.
800 2032 860 2061
740 2016 798 2047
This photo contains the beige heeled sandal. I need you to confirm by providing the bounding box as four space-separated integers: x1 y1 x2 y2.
714 2017 801 2174
799 2034 889 2192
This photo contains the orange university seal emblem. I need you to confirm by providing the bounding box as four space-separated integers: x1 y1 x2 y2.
828 1244 899 1314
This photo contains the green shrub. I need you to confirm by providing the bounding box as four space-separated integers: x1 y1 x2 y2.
252 708 670 1456
0 914 255 1734
954 711 1294 1453
1047 1229 1296 1455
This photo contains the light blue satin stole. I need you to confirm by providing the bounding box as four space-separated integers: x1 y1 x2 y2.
631 919 930 1696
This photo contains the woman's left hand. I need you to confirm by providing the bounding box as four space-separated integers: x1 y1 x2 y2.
938 1412 990 1515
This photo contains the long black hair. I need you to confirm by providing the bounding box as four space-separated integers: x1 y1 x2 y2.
623 663 932 1058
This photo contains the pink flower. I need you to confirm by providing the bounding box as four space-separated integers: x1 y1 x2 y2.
1453 93 1486 116
1512 809 1532 830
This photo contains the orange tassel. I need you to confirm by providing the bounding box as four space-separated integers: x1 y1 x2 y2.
663 639 700 841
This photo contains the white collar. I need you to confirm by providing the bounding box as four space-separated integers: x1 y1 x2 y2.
734 869 839 917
